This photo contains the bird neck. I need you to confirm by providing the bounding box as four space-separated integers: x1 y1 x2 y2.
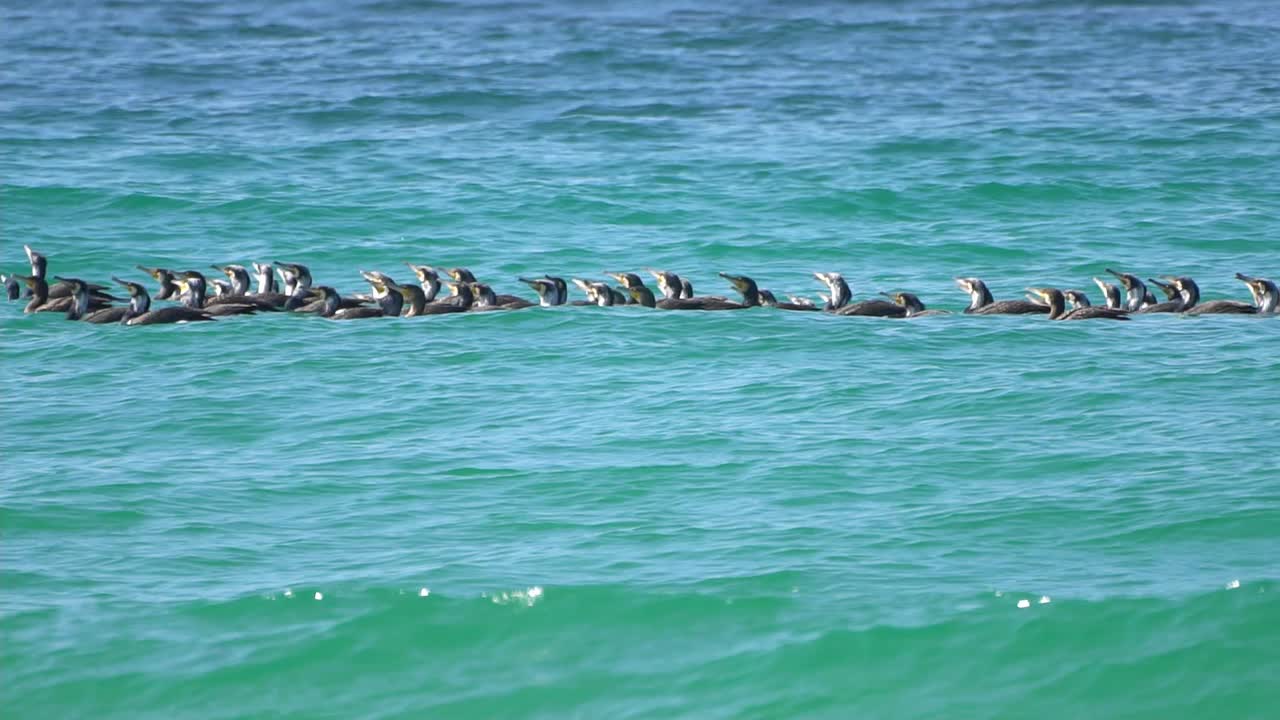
67 290 89 320
1045 292 1067 319
1178 282 1199 308
966 282 993 312
229 270 250 295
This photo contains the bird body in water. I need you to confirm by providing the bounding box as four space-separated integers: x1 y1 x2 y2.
272 262 365 312
24 245 116 303
306 272 405 320
650 269 735 306
113 277 214 325
572 278 620 306
14 274 114 314
720 272 816 311
1138 278 1186 314
57 277 131 323
1105 268 1159 311
611 272 743 310
954 277 1049 315
1164 276 1259 315
212 263 288 308
469 282 533 310
880 291 950 317
396 283 429 317
444 267 527 307
174 272 260 316
1027 287 1129 320
814 272 905 317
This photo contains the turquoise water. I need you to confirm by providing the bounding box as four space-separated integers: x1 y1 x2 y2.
3 0 1279 717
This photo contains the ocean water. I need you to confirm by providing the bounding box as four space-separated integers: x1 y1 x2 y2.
2 0 1279 717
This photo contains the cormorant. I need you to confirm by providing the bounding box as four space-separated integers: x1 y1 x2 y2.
610 272 743 310
213 264 288 308
113 277 214 325
174 272 259 316
23 245 115 302
1236 273 1279 314
719 272 816 310
1164 276 1258 315
1062 289 1092 309
1026 287 1129 320
2 273 19 301
648 269 732 304
1105 268 1158 310
136 265 181 301
880 291 950 317
405 263 443 302
1136 278 1184 313
572 278 618 306
815 272 904 317
519 277 561 306
1092 277 1123 309
305 272 405 319
56 277 130 323
13 274 114 314
954 277 1049 315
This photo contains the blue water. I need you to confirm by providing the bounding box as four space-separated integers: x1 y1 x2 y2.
2 1 1279 717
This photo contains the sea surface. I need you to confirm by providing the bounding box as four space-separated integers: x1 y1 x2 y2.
2 0 1279 717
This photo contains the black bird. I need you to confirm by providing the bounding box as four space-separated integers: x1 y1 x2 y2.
1105 268 1159 311
719 272 816 311
880 291 950 318
57 277 130 323
174 272 259 316
136 265 182 301
954 277 1048 315
114 277 214 325
610 272 743 310
1236 273 1279 314
1091 277 1123 309
23 245 115 303
518 277 563 307
212 264 288 308
1026 287 1129 320
1163 276 1258 315
815 272 904 317
1136 278 1184 314
2 273 19 301
406 263 443 302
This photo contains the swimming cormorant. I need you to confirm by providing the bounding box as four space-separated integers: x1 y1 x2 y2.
719 272 816 310
173 272 259 316
1092 277 1123 309
56 277 130 323
113 277 214 325
880 291 950 317
1105 268 1158 311
1026 287 1129 320
1236 273 1279 313
815 273 904 317
954 277 1049 315
1164 276 1258 315
1136 278 1185 313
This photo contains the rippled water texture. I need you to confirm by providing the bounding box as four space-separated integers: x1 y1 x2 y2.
2 0 1279 717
